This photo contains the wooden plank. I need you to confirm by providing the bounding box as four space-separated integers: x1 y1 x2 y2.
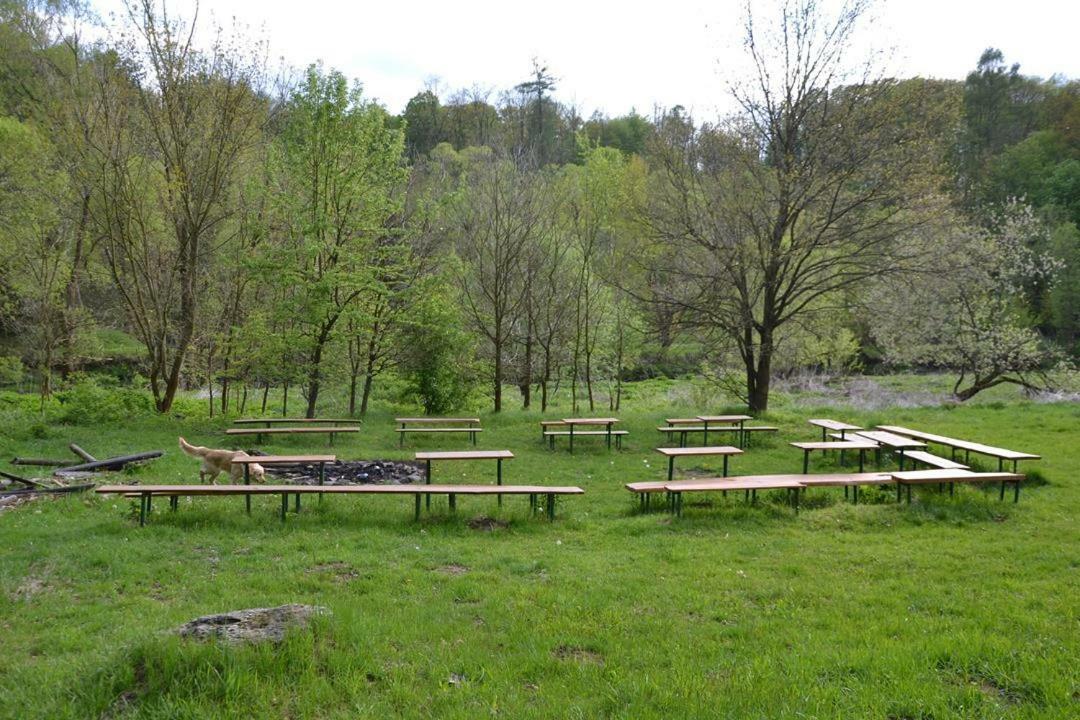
790 441 878 451
668 477 805 492
562 417 620 424
395 417 481 424
544 430 629 437
876 425 1040 460
231 455 335 465
225 427 359 435
625 481 670 493
807 418 862 432
234 418 360 425
414 450 513 460
395 428 483 433
851 430 926 449
891 469 1023 484
664 418 705 425
654 446 743 457
697 415 753 423
904 451 969 470
97 483 581 495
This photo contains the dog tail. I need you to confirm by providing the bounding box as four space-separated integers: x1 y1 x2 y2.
178 437 206 458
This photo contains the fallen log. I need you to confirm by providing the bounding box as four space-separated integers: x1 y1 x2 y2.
12 457 74 467
0 469 49 488
54 451 163 475
69 444 97 462
0 482 95 497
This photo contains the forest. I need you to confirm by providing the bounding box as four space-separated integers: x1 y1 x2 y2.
1 0 1078 417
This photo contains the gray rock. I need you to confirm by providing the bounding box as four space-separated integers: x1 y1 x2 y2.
177 604 329 644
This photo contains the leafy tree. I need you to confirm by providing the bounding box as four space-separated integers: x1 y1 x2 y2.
869 203 1063 399
270 64 406 417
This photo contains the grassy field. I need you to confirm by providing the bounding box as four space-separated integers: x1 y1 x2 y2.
1 379 1078 719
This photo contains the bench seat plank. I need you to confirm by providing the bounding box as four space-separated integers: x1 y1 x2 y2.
98 484 582 495
415 450 513 460
903 451 969 470
234 418 359 425
231 455 335 465
395 427 483 433
225 427 358 435
396 417 480 424
876 425 1040 460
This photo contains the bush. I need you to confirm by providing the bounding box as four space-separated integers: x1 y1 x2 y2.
55 375 155 424
0 355 24 387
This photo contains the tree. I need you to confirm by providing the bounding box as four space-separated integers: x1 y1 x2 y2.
515 59 556 163
270 64 405 417
90 0 266 412
869 203 1062 400
643 0 950 412
449 147 544 411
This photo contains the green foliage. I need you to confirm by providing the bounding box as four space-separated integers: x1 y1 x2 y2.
54 375 155 424
398 280 478 413
0 354 23 386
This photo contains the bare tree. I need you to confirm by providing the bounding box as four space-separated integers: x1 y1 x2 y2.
452 150 544 411
90 0 266 412
644 0 949 411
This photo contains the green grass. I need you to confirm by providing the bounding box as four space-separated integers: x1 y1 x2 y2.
1 381 1078 718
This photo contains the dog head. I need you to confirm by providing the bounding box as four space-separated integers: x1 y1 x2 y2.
249 463 266 483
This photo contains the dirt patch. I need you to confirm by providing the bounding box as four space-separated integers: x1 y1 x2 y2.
553 645 604 665
468 515 508 531
306 562 359 582
10 575 48 602
433 563 469 575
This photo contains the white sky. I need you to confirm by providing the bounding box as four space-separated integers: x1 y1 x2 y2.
90 0 1080 118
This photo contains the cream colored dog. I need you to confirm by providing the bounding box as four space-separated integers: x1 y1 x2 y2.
178 437 265 484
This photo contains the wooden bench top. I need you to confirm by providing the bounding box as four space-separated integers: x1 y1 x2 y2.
851 430 926 449
654 446 743 457
225 427 359 435
562 417 620 425
876 426 1040 460
659 425 777 433
625 481 670 492
414 450 513 461
98 483 581 496
790 472 894 487
664 418 705 425
667 477 805 492
231 455 336 465
395 427 482 433
903 451 969 470
891 470 1024 485
790 441 878 451
697 415 753 423
540 420 568 426
808 418 862 431
396 417 481 424
234 418 359 425
544 430 629 436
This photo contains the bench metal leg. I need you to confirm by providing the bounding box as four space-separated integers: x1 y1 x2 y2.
245 464 251 515
858 450 865 473
674 491 683 517
1014 481 1020 503
702 422 709 446
896 483 902 503
802 450 810 474
139 493 148 526
906 484 912 504
426 459 432 510
723 454 729 477
852 485 858 505
497 459 503 507
949 482 954 497
606 425 612 450
170 495 178 512
546 493 556 520
281 493 288 520
318 462 325 504
793 487 800 514
530 493 537 515
294 493 300 513
845 485 849 500
569 426 574 454
448 493 456 512
999 481 1005 501
399 425 405 448
668 456 675 483
414 493 421 520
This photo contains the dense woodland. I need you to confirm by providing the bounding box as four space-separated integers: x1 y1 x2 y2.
0 0 1077 415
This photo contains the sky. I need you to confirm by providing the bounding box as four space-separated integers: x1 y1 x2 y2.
89 0 1080 118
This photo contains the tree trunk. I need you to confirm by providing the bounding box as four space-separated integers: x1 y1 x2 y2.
747 329 773 413
348 373 358 416
261 382 270 413
282 381 289 416
493 325 503 412
360 371 375 416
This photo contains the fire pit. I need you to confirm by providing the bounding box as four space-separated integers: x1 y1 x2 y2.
258 458 425 486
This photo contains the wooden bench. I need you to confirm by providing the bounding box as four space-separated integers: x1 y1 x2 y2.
415 450 513 508
808 418 862 441
546 418 624 452
231 455 335 513
790 440 878 473
890 469 1025 503
793 471 894 504
664 475 806 516
234 418 361 428
848 430 926 469
225 426 358 445
903 450 969 470
98 483 583 524
396 417 482 447
876 425 1041 472
655 446 742 481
